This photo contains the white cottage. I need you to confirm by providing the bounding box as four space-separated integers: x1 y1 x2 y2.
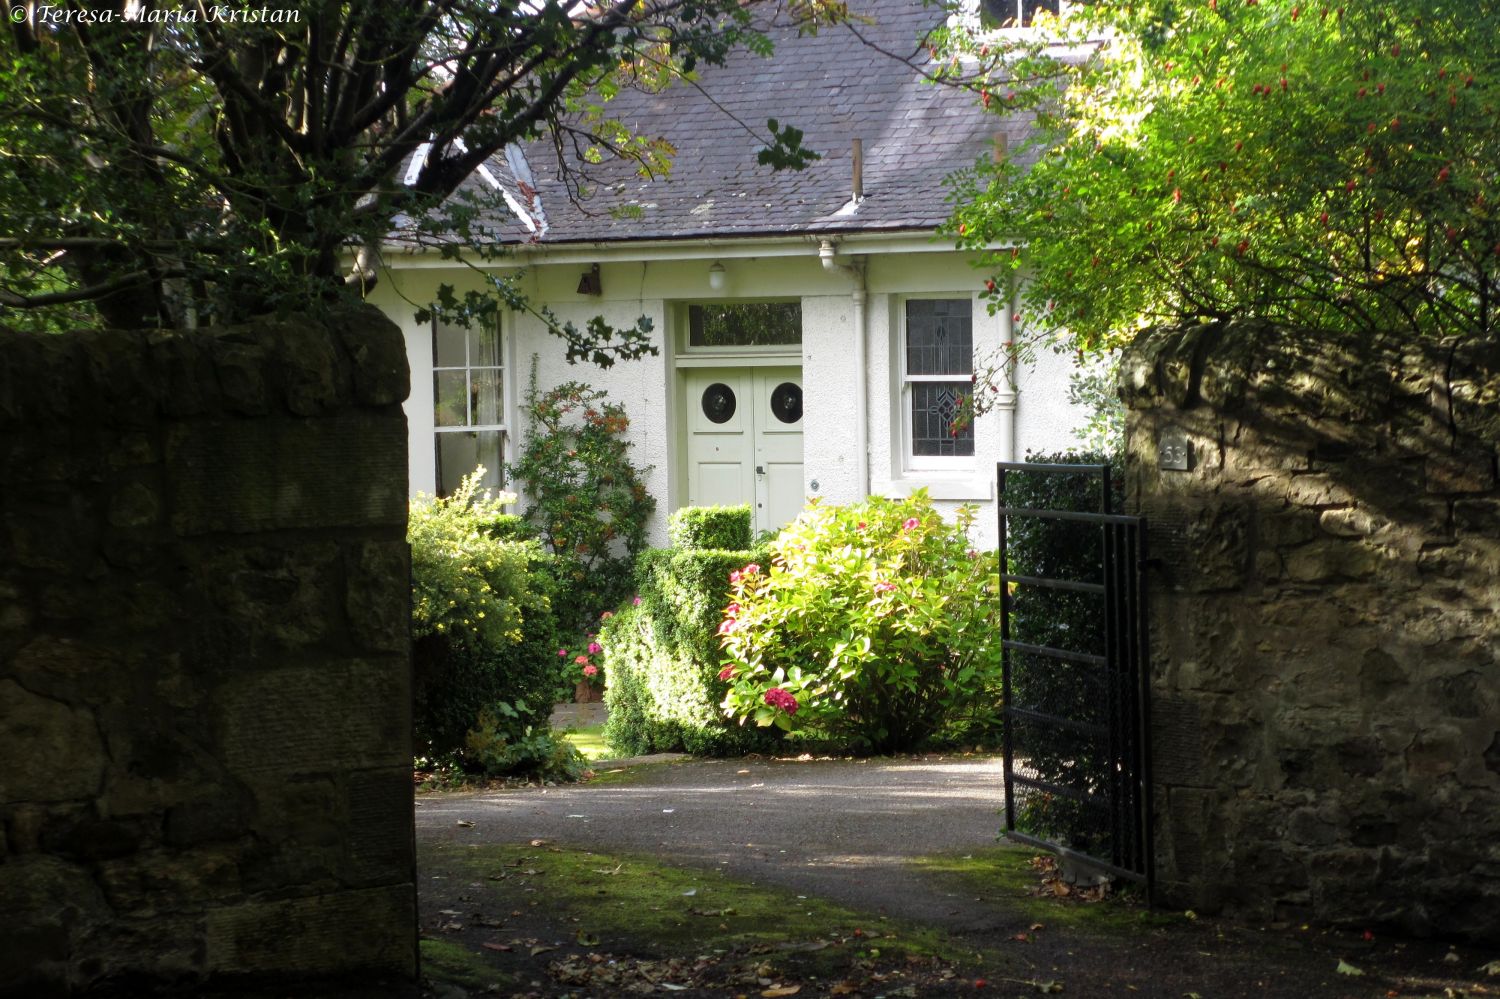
367 0 1091 548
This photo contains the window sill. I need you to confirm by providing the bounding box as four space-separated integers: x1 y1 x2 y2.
884 476 994 502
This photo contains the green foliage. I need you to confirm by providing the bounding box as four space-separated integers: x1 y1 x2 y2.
508 367 656 635
719 491 1002 755
668 505 753 551
1066 354 1126 457
757 118 822 171
1003 452 1121 853
1 1 838 333
946 0 1500 351
408 470 561 769
603 548 782 757
465 702 590 782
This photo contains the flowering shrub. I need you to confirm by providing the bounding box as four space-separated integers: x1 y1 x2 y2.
508 367 655 635
603 544 781 757
719 491 1002 754
557 608 615 689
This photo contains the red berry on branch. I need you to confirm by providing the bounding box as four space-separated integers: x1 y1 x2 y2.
1236 240 1249 255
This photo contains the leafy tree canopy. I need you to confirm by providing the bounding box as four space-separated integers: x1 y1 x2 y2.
1 0 836 355
944 0 1500 352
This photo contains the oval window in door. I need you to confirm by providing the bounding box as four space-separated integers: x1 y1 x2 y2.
770 382 803 424
701 382 737 424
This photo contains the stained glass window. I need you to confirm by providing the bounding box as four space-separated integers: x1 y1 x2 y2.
905 300 976 459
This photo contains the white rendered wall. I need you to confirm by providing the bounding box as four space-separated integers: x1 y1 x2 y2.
373 245 1093 550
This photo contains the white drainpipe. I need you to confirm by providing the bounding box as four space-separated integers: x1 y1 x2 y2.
996 279 1019 463
819 239 869 495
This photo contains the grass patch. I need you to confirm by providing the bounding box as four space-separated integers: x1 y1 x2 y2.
561 722 612 761
426 840 976 971
911 845 1183 933
419 938 511 991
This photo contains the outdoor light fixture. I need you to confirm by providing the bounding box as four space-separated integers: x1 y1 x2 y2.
707 261 726 292
577 263 602 296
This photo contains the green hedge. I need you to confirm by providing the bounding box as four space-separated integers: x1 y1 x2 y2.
667 504 752 551
602 546 781 757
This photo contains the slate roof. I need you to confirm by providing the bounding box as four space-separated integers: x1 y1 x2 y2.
397 0 1036 247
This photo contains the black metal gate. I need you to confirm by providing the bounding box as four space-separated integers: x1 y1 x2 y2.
996 461 1153 897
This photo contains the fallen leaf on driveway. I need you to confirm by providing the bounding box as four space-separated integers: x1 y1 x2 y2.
529 945 557 957
762 987 801 997
529 839 549 846
1482 959 1500 976
1336 960 1364 976
481 942 511 952
455 819 474 828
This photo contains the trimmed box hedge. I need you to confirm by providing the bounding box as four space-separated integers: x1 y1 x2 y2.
602 545 780 757
667 504 752 551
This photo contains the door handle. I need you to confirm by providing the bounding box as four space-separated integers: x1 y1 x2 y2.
756 466 765 475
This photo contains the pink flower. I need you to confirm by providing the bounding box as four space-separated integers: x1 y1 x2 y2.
725 602 740 617
763 687 799 715
558 648 569 658
729 570 741 584
588 641 603 655
600 610 614 621
717 619 736 635
582 663 598 677
718 666 736 681
873 581 897 593
632 596 642 606
574 655 591 665
902 518 920 531
744 563 761 575
856 522 867 531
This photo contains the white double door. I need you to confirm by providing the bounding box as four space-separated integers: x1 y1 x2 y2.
684 367 804 535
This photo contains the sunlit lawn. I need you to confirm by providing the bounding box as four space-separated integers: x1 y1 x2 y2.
561 723 613 761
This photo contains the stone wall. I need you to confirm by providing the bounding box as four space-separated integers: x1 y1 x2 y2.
0 305 417 995
1122 321 1500 941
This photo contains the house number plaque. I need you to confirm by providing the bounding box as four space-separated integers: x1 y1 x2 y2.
1158 428 1193 471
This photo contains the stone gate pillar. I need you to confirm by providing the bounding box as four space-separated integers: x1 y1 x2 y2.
0 304 418 994
1122 321 1500 941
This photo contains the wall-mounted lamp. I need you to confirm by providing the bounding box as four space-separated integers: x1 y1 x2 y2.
577 263 602 296
707 261 726 292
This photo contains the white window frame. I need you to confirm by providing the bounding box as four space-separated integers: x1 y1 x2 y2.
899 294 979 474
431 316 508 496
